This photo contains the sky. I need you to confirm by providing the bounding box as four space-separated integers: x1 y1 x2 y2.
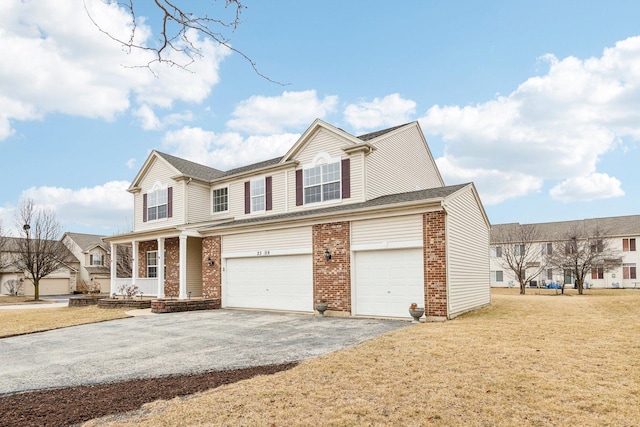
1 0 640 236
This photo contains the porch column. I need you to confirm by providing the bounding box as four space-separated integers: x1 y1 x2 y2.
132 240 138 288
179 234 188 299
157 237 165 298
109 242 117 296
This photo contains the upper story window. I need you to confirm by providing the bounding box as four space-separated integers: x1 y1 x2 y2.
514 244 525 257
623 238 636 252
590 240 604 253
304 161 341 204
143 182 172 222
212 187 228 213
490 246 502 257
90 254 103 266
541 242 553 255
244 177 272 214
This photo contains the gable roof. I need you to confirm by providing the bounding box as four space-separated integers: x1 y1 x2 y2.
155 151 224 181
356 123 412 141
63 232 109 253
200 183 469 231
491 215 640 243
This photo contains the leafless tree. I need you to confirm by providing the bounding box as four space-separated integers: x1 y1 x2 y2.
13 200 68 301
85 0 283 83
493 224 545 295
0 220 10 271
546 225 620 295
112 245 134 278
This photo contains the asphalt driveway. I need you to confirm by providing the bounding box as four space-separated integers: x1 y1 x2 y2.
0 310 408 395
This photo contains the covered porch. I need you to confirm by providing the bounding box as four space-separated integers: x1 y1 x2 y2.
107 230 205 299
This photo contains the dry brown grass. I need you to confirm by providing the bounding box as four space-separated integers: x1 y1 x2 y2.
0 295 56 306
0 306 130 338
87 289 640 427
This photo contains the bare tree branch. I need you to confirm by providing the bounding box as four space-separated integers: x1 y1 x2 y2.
494 224 545 294
85 0 286 84
12 200 68 300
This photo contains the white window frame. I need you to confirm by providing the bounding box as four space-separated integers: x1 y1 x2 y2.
514 244 525 257
303 153 341 205
91 254 103 266
212 186 229 214
147 251 158 278
491 270 503 282
250 178 265 213
490 246 502 258
623 263 637 280
541 242 553 255
147 182 168 222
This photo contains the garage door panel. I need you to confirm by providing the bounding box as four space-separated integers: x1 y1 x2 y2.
24 278 69 296
355 249 424 318
226 255 313 312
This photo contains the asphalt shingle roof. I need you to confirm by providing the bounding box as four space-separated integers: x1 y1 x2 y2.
64 232 109 252
356 123 411 141
204 183 468 230
491 215 640 243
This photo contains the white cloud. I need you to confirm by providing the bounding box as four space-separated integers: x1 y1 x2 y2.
226 90 338 134
420 36 640 203
20 181 132 233
549 173 624 202
126 158 137 169
344 93 417 132
161 126 300 170
133 105 194 130
0 0 230 139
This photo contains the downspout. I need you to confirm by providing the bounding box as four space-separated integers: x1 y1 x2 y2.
441 200 451 319
184 178 192 224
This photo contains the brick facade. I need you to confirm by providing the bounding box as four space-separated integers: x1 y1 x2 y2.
423 211 447 318
312 221 351 313
137 238 180 297
202 236 222 299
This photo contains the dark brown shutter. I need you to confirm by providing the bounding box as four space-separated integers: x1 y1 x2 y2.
244 181 251 214
167 187 173 218
295 169 303 206
265 176 272 211
341 158 351 199
90 255 93 265
143 193 148 222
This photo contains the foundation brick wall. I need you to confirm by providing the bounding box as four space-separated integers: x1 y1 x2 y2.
423 211 448 318
202 236 222 299
312 221 351 313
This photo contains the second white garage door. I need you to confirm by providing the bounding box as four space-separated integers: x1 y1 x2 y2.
354 248 425 318
225 255 313 312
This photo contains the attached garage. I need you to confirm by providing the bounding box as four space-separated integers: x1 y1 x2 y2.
23 278 70 296
353 248 424 318
224 255 313 312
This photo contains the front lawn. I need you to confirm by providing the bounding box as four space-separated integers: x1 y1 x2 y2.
86 289 640 426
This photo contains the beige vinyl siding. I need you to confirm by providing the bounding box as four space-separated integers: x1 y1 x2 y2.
186 237 202 297
366 125 443 200
349 151 365 202
186 181 211 224
228 170 287 218
351 215 423 247
134 158 184 231
293 128 348 164
222 226 311 255
445 185 490 318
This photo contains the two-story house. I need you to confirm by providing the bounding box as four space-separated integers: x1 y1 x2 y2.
490 215 640 289
62 232 111 292
105 120 490 319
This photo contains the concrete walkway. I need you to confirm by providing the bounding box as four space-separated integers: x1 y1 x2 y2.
0 295 71 310
0 309 409 395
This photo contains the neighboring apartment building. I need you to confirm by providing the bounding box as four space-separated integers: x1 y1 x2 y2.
0 237 79 296
62 232 111 292
105 119 491 319
490 215 640 289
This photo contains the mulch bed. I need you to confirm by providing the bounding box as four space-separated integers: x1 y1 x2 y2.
0 363 297 427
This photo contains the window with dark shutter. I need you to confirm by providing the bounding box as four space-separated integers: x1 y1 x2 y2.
295 169 303 206
341 158 350 199
265 176 272 211
244 181 251 214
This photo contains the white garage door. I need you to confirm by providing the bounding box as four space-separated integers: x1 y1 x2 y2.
354 248 425 318
225 255 313 312
24 278 69 296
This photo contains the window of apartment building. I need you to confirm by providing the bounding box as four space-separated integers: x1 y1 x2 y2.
490 246 502 257
623 238 636 252
590 239 604 253
623 263 637 280
591 266 604 280
565 240 577 255
491 270 503 282
90 254 103 266
541 242 553 255
303 161 341 204
212 187 228 213
546 268 553 281
514 244 525 257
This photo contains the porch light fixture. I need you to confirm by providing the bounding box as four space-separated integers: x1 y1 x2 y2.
206 256 215 267
324 249 332 261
